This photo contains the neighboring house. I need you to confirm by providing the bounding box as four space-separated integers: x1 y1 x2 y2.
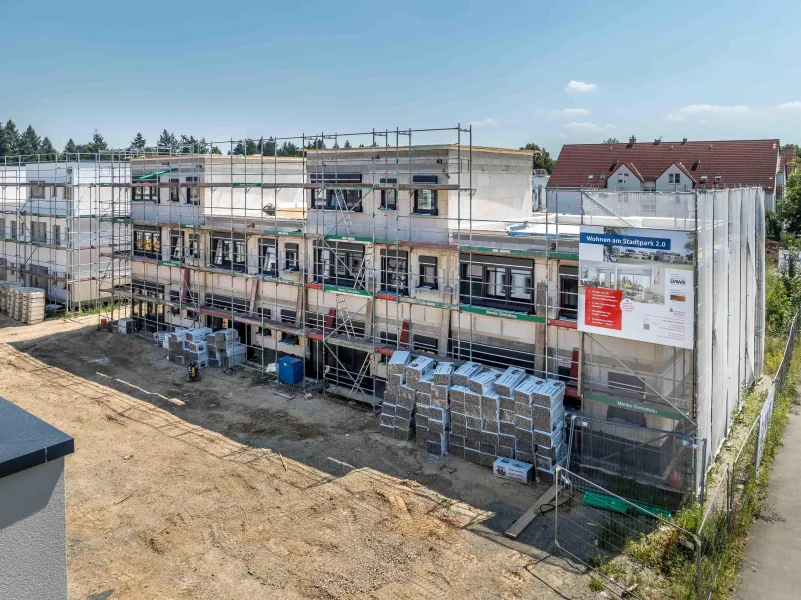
547 137 781 212
775 148 798 207
0 396 74 600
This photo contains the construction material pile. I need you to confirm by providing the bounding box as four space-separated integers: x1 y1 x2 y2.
379 351 414 441
206 329 247 368
0 282 23 314
0 285 45 324
380 352 568 481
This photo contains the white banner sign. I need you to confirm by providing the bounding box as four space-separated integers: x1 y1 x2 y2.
578 226 695 349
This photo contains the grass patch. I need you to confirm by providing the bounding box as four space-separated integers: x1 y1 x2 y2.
588 577 605 592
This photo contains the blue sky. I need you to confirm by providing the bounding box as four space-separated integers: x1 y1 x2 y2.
1 0 799 157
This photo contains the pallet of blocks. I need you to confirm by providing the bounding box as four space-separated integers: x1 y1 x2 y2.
414 363 453 455
11 287 45 324
380 351 413 440
459 368 503 467
206 329 247 368
513 376 567 483
0 282 23 315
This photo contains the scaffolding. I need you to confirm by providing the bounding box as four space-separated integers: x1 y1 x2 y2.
0 152 131 314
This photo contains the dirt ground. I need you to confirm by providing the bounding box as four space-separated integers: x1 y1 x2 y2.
0 315 596 600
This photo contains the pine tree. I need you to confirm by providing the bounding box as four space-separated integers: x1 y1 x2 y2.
83 130 109 157
277 141 300 157
232 139 259 156
343 140 352 149
40 137 56 159
156 129 177 154
3 120 20 156
18 125 41 157
63 138 78 155
210 145 222 155
130 132 146 150
259 137 277 156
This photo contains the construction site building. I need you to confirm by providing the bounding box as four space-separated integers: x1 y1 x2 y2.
0 157 129 310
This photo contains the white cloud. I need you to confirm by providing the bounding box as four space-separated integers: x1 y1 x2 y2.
565 122 617 133
468 117 498 127
779 101 801 111
556 108 590 117
565 81 597 93
558 133 568 139
665 104 751 122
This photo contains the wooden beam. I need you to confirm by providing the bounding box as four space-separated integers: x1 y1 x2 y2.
504 484 558 540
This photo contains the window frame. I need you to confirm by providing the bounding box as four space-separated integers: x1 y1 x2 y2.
133 226 161 259
379 177 398 210
459 253 535 313
558 265 579 321
315 241 365 289
169 229 183 261
284 242 299 271
186 176 199 205
259 237 278 276
412 175 439 215
309 173 364 212
380 248 409 296
418 255 438 290
169 178 180 202
133 185 157 202
210 232 246 272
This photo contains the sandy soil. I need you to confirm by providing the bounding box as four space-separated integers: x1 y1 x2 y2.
0 315 595 600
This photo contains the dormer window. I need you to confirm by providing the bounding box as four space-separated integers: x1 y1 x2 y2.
714 174 722 183
700 174 708 183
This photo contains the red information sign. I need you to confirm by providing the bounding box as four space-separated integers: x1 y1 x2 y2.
584 287 623 330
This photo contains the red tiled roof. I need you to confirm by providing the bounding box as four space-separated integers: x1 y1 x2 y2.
780 148 797 174
549 139 780 191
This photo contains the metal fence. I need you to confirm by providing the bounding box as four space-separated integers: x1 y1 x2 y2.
555 305 801 599
696 303 801 599
566 413 705 507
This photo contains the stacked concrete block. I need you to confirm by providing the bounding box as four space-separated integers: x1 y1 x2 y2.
511 376 567 482
206 329 246 368
10 288 45 324
406 356 435 389
447 385 470 458
0 282 23 314
380 353 417 441
532 379 567 483
415 364 451 456
453 361 482 387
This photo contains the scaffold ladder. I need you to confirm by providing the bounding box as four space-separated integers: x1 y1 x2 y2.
335 294 356 339
354 246 372 290
333 190 353 233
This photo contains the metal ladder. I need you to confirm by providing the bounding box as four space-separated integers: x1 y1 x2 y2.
354 246 372 291
333 190 353 233
335 294 356 339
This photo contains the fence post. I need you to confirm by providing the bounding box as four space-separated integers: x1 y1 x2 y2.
554 466 560 544
696 535 703 600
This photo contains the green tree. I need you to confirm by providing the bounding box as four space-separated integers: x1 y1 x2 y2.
343 140 352 149
63 138 78 155
40 137 56 159
156 129 177 153
17 125 41 156
81 130 109 156
231 139 259 155
603 137 620 144
210 145 222 155
130 132 146 150
3 120 20 157
277 141 300 157
780 170 801 236
520 142 555 174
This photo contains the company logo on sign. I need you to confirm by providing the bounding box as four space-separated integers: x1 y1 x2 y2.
670 277 687 285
